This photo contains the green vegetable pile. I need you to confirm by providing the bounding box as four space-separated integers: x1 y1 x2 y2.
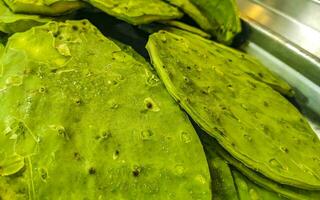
0 0 319 199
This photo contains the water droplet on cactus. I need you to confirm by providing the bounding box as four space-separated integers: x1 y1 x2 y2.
269 158 284 170
56 43 71 57
6 76 23 86
243 134 253 142
160 35 167 43
146 75 159 87
140 130 154 140
180 131 192 143
88 167 96 175
174 165 185 175
249 188 260 200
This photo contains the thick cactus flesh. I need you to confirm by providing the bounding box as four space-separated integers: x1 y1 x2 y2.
232 170 288 200
146 30 320 190
202 133 320 200
3 0 85 16
0 42 3 55
205 144 238 200
0 0 51 34
159 21 211 38
204 141 289 200
0 20 211 199
165 0 241 44
86 0 183 25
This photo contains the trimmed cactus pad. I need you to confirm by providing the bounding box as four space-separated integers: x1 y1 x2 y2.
146 30 320 190
86 0 183 25
0 20 211 199
0 0 51 34
3 0 85 16
202 135 320 200
165 0 241 44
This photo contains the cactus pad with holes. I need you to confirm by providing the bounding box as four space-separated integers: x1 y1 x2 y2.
0 20 211 199
146 30 320 190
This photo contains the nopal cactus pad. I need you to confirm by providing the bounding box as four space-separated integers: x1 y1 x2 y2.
0 20 211 199
165 0 241 44
232 170 288 200
201 135 320 200
204 143 288 200
162 28 293 96
0 0 51 34
86 0 183 25
146 30 320 190
3 0 85 16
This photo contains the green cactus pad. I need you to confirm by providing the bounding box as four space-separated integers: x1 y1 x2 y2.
85 0 183 25
164 0 212 30
159 21 211 38
205 144 239 200
139 21 211 39
233 170 288 200
165 0 241 44
0 20 211 199
164 28 293 96
146 30 320 190
3 0 85 16
204 144 288 200
202 135 320 200
0 0 51 34
0 42 3 56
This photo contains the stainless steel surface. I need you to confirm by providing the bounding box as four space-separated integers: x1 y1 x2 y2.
237 0 320 86
237 0 320 137
255 0 320 32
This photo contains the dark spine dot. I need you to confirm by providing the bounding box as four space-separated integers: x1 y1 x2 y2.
72 25 79 31
89 167 96 175
132 169 140 177
74 152 81 161
146 102 153 109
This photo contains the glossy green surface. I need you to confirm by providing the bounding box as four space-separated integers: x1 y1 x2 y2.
166 28 294 96
0 42 3 56
205 146 239 200
0 0 50 34
147 30 320 190
233 170 288 200
0 20 211 199
86 0 183 25
165 0 241 44
204 141 288 200
202 134 320 200
3 0 84 16
159 21 211 38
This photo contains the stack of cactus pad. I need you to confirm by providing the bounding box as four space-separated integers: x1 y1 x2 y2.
0 0 319 199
